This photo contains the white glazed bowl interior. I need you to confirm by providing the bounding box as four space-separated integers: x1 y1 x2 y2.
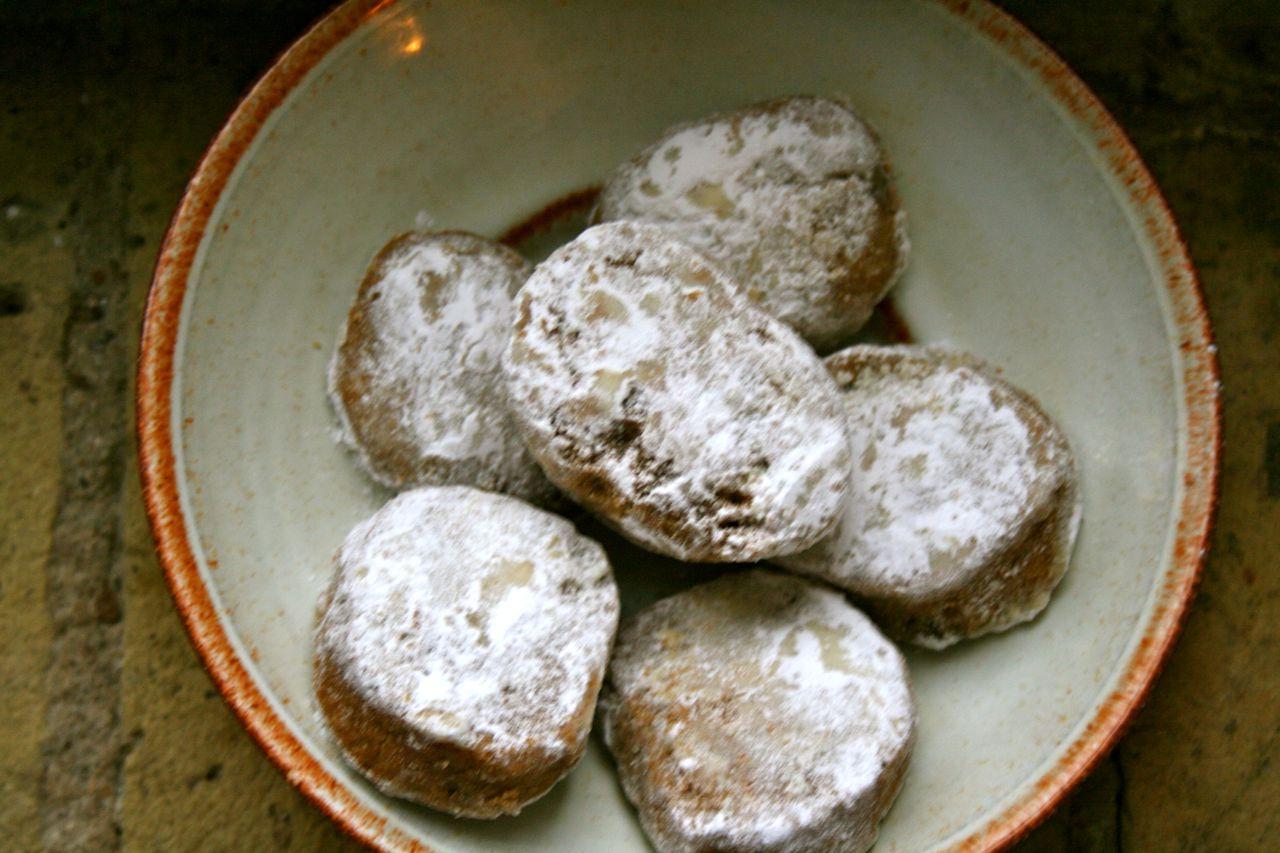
161 1 1210 850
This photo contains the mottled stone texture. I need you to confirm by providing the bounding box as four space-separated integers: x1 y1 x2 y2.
0 1 1274 850
2 3 356 850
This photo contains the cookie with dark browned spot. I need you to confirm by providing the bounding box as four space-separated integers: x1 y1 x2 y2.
503 222 852 562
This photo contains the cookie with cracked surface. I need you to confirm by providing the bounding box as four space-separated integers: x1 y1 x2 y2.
777 345 1081 649
313 486 619 817
601 569 915 852
503 221 852 563
328 230 558 504
594 95 909 352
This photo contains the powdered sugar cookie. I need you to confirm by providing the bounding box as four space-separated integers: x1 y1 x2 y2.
595 95 908 352
601 569 915 852
313 486 618 816
778 345 1081 649
328 231 557 504
503 221 851 563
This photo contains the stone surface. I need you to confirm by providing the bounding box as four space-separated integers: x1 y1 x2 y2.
0 45 70 852
0 1 1275 850
2 3 357 851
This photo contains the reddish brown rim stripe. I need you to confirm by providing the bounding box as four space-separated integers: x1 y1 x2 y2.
136 2 1221 851
935 1 1221 850
137 1 425 849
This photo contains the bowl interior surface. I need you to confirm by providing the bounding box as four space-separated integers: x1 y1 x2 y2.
165 1 1202 849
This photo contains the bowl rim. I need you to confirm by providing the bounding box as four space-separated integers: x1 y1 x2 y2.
135 1 1222 849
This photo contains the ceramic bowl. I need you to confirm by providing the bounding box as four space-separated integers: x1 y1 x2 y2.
137 1 1220 849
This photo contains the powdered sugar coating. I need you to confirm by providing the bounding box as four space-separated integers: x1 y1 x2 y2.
778 345 1081 648
314 487 618 787
595 95 909 352
503 221 852 562
601 569 915 853
328 231 557 504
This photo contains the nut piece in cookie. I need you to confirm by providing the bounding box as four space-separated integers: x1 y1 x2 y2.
328 230 558 504
313 486 619 817
778 345 1081 649
503 221 852 563
601 569 916 853
595 95 909 352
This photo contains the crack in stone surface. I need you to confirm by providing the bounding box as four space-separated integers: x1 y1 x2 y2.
1112 750 1128 852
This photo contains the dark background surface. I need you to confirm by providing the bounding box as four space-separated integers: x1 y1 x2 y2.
1 1 1277 849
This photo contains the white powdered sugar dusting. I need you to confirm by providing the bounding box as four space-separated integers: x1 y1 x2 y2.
503 221 852 562
596 95 909 351
781 345 1072 594
328 232 557 503
315 487 619 755
602 569 915 852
